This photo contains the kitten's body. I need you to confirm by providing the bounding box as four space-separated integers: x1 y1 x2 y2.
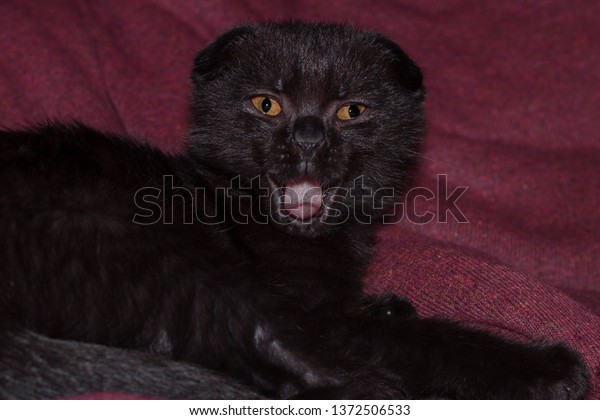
0 23 589 399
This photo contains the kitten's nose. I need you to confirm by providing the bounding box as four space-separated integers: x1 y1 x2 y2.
292 116 325 155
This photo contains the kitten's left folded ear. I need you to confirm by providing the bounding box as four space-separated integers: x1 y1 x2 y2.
374 36 425 98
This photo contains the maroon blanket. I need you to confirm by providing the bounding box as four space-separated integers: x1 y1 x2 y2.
1 0 598 398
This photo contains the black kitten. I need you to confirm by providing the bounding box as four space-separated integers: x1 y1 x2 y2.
0 22 589 399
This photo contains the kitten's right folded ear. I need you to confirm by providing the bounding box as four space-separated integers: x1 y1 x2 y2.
191 25 256 84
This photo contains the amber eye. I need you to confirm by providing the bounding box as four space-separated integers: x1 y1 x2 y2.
336 103 366 120
250 96 282 116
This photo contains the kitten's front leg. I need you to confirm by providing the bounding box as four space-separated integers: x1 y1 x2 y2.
358 317 590 399
272 301 589 399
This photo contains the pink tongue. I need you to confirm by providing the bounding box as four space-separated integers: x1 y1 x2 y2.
282 179 323 220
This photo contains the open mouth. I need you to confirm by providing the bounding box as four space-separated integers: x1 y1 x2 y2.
281 178 323 221
266 174 338 226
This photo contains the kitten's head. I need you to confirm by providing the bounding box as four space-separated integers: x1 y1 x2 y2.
188 22 424 237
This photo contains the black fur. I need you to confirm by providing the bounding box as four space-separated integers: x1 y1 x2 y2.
0 22 589 399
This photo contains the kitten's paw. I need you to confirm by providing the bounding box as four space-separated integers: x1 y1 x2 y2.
519 343 589 399
358 294 417 321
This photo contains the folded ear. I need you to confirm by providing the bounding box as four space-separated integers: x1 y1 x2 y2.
373 36 424 96
191 25 256 84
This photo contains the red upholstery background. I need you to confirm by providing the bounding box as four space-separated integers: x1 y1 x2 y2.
1 0 598 399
